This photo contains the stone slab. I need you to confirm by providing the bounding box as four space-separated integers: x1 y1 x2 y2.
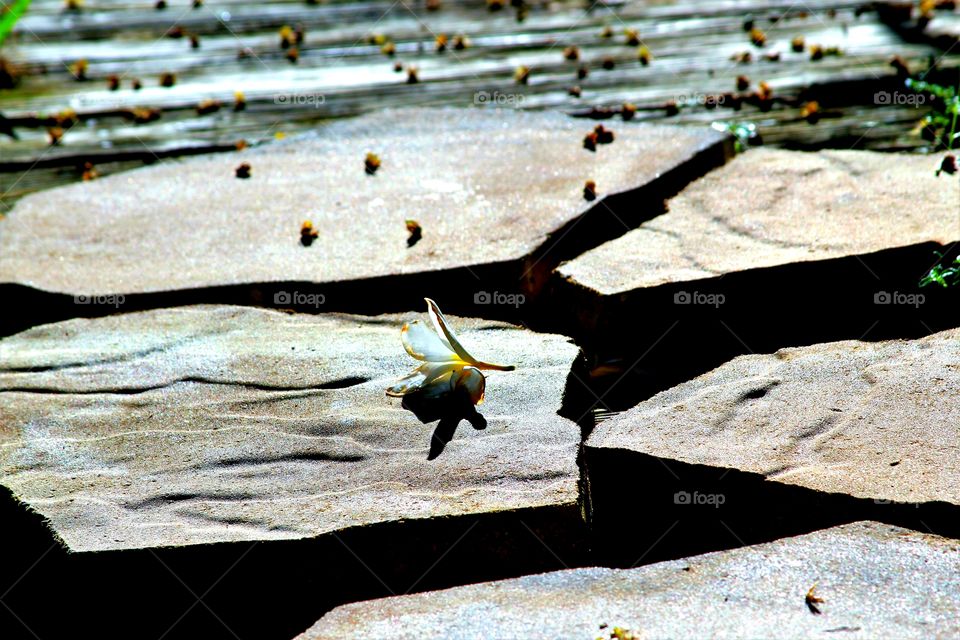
301 521 960 640
0 304 580 552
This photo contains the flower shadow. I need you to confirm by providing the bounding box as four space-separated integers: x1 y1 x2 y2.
400 388 487 460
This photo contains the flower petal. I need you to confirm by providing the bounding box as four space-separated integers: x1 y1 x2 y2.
401 320 459 362
454 366 486 405
385 361 459 397
424 298 516 371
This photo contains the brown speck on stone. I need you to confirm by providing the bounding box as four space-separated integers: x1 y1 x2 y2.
155 0 166 9
406 66 419 83
594 124 614 144
805 584 825 615
70 59 88 81
736 75 750 91
563 46 580 61
577 65 589 79
750 27 766 47
286 47 300 64
800 101 820 124
568 85 581 98
300 220 319 246
196 99 222 116
583 131 597 151
637 46 651 65
621 103 636 121
731 51 752 64
583 180 597 201
426 0 441 11
890 55 910 76
792 36 805 53
601 56 615 70
405 219 423 247
190 34 200 49
487 0 504 11
514 65 530 84
365 152 381 175
453 34 469 50
81 162 98 181
159 72 176 87
435 34 448 53
764 51 780 62
235 162 252 179
47 127 64 146
665 101 679 116
936 154 958 177
233 91 246 111
107 75 120 91
599 25 613 38
381 42 396 57
624 28 640 46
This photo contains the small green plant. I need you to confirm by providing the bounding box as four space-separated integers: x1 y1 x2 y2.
710 120 758 153
907 77 960 151
920 252 960 288
0 0 31 47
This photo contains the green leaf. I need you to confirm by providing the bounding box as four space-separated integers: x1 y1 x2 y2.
0 0 32 48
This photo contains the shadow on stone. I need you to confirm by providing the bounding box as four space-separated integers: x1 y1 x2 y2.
400 389 488 460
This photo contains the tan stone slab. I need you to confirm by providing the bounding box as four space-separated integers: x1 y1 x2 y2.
0 108 728 297
301 521 960 640
557 148 959 295
587 329 960 506
0 304 580 552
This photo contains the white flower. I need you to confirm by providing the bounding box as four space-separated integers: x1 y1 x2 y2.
386 298 515 405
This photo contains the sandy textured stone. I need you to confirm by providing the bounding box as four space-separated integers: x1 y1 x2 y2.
587 329 960 507
0 305 580 552
0 108 727 297
301 521 960 639
557 148 959 295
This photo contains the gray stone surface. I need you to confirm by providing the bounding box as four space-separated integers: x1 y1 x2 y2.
556 148 959 295
587 329 960 507
0 108 728 297
0 304 580 552
301 521 960 639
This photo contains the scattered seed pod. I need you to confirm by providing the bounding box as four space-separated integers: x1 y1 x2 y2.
453 34 469 50
155 0 166 9
286 47 300 63
621 102 636 121
406 66 419 83
624 28 641 46
196 99 222 115
369 33 388 45
280 25 295 49
594 124 614 144
936 154 957 176
47 127 64 146
809 45 824 61
130 107 161 124
637 45 651 65
563 46 580 61
190 34 200 49
601 56 615 70
168 26 185 39
81 162 98 181
514 4 528 22
69 59 88 81
583 180 597 201
294 24 306 45
193 0 203 7
64 0 82 11
487 0 504 10
365 152 381 175
55 109 78 127
599 25 613 39
763 51 781 62
405 219 423 247
393 61 403 73
742 18 754 32
800 100 820 123
791 36 805 53
235 139 248 151
577 65 589 79
890 55 910 76
568 85 582 97
736 75 750 91
107 75 120 91
131 78 143 90
381 42 396 57
731 51 752 64
426 0 441 11
233 91 246 111
235 162 252 179
583 131 598 151
665 101 679 116
300 221 319 246
159 72 176 87
514 65 530 84
435 34 448 53
749 27 766 47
